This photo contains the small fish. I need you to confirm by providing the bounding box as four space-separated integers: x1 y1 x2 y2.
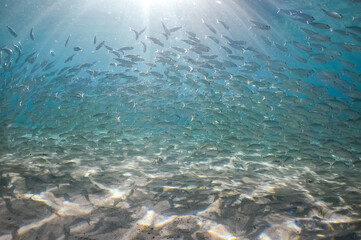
169 26 182 33
275 42 288 52
332 29 349 36
221 46 233 54
172 46 187 53
13 44 22 56
65 35 71 47
228 55 244 61
346 26 361 34
310 43 326 51
320 7 343 19
294 11 315 22
6 25 18 37
162 33 169 40
205 35 219 44
119 46 134 54
131 27 146 40
309 22 330 30
1 47 13 55
339 59 355 68
161 21 170 36
277 8 301 16
202 19 217 34
104 44 114 51
186 31 196 38
73 46 82 51
349 32 361 42
217 19 229 30
64 53 76 63
94 36 97 44
289 41 312 52
140 41 147 53
30 27 35 40
146 36 164 47
249 20 271 30
96 40 105 50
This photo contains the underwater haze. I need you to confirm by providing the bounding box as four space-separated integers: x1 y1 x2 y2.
1 0 361 239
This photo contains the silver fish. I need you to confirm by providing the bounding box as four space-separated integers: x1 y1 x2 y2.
147 36 164 47
96 41 105 50
217 19 229 30
131 27 146 40
6 25 17 37
30 27 35 40
65 35 71 47
161 21 170 36
249 20 271 30
202 19 217 34
346 26 361 34
169 26 182 33
65 53 76 63
320 7 343 19
309 22 330 30
140 41 147 53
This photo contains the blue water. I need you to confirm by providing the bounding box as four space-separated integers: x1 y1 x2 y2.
1 0 361 239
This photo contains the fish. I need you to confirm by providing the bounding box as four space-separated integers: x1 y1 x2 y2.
186 31 196 38
332 29 349 36
221 46 233 54
73 46 82 51
350 32 361 42
140 41 147 53
6 25 18 37
346 26 361 34
146 36 164 47
169 26 182 33
64 53 76 63
289 41 312 52
202 19 217 34
320 7 343 19
119 46 134 53
217 19 229 30
205 35 220 44
171 46 187 53
352 16 361 22
309 22 330 30
94 36 97 44
293 55 308 63
161 21 170 36
30 27 35 40
131 27 146 40
294 11 315 22
249 20 271 30
339 59 356 68
1 47 13 55
65 35 71 47
275 42 288 52
310 43 326 51
277 8 301 16
162 33 169 40
96 40 105 50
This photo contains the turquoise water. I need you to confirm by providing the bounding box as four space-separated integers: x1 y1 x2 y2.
1 0 361 239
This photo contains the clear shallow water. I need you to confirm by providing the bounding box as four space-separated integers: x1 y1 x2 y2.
1 0 361 239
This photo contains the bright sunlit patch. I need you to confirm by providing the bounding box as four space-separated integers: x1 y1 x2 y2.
138 0 176 7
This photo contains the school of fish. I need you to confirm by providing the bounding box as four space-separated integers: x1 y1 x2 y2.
0 0 361 239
